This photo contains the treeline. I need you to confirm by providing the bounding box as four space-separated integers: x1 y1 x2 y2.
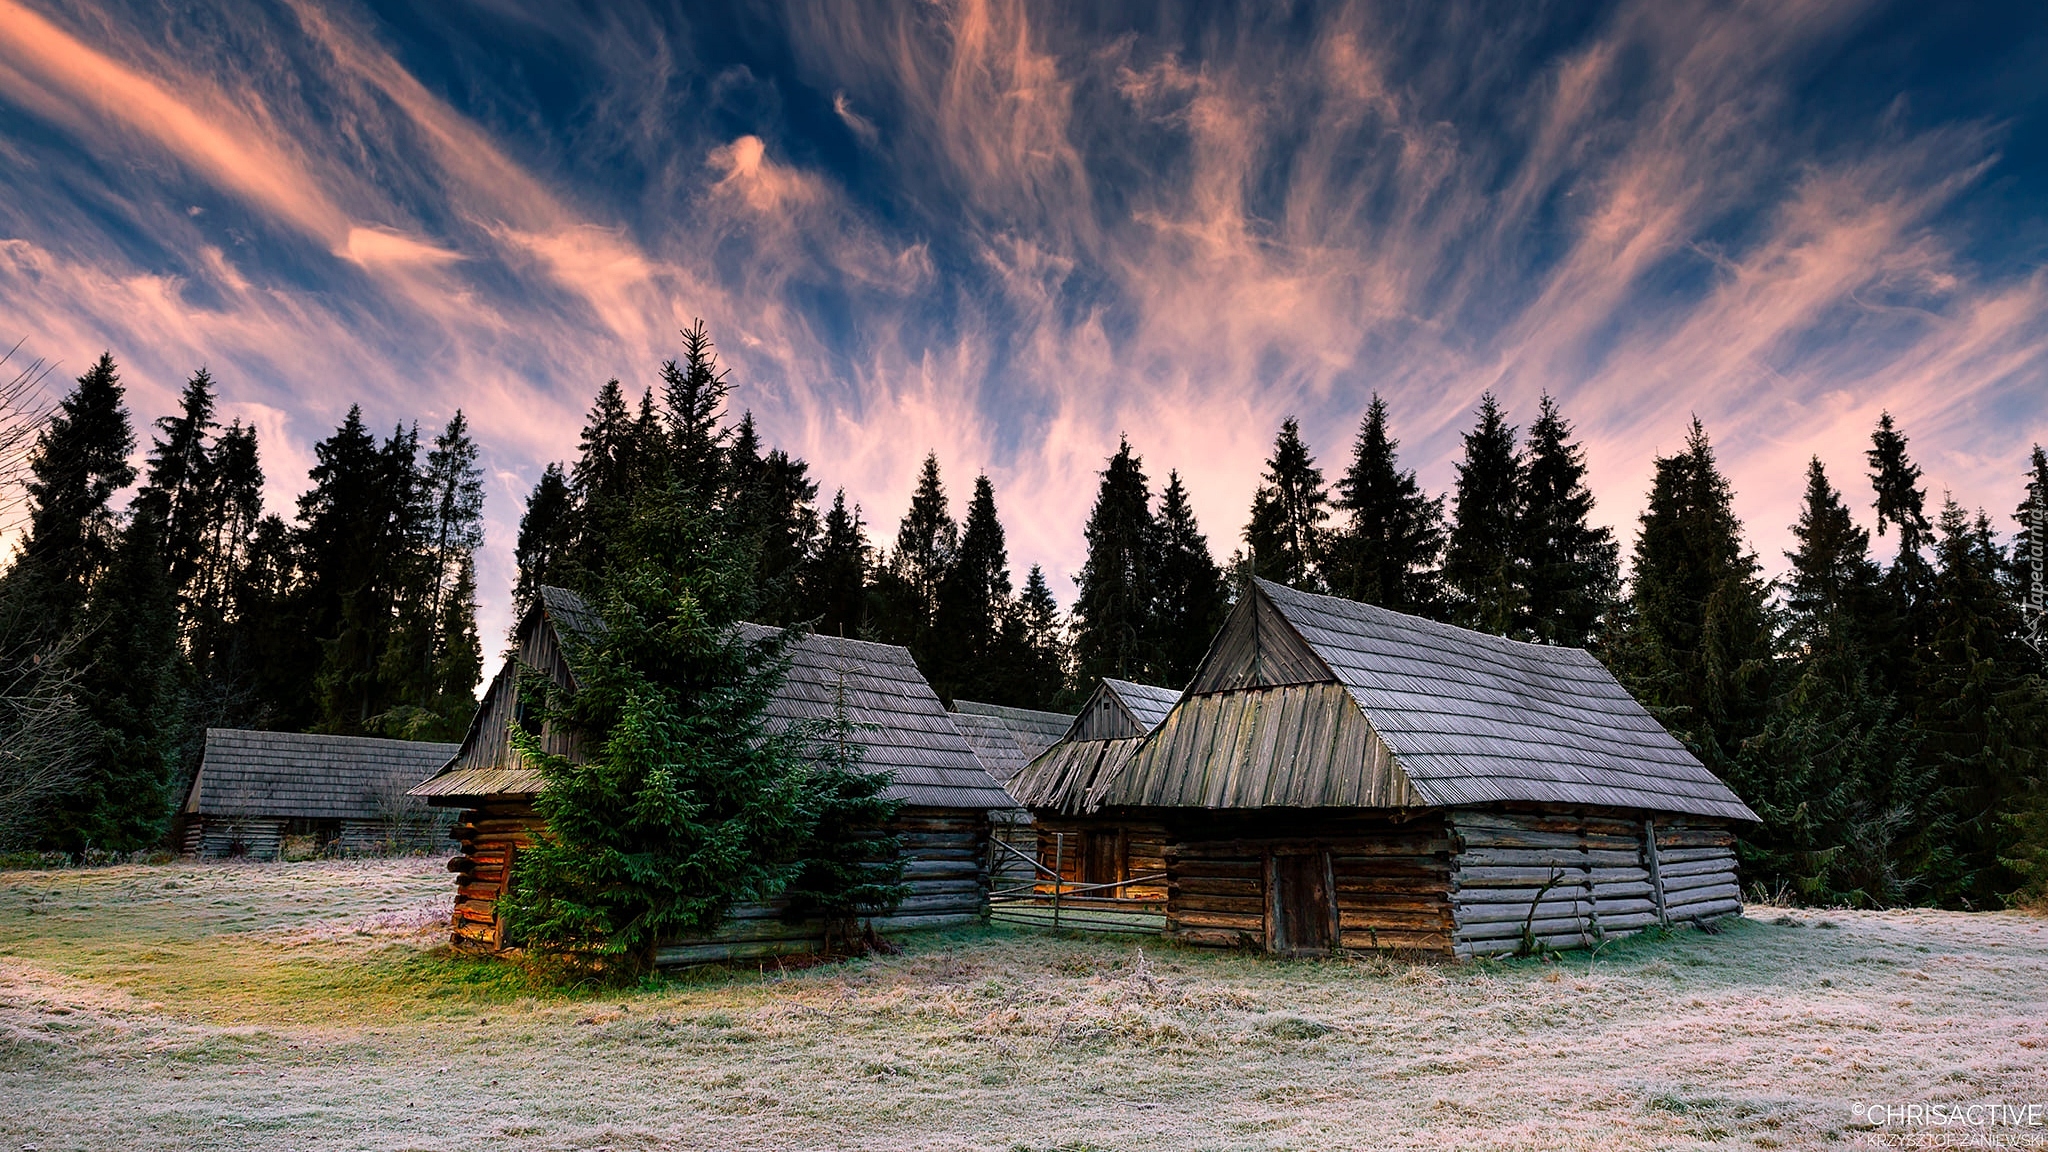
0 354 486 852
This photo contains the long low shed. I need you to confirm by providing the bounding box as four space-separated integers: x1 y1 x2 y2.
409 586 1016 963
181 729 456 858
1073 579 1758 958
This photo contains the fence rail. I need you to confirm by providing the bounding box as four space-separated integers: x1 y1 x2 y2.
986 831 1168 935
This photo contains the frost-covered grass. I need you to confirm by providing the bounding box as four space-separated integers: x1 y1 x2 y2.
2 859 2044 1150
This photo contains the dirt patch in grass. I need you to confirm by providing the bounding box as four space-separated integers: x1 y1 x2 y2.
2 859 2045 1149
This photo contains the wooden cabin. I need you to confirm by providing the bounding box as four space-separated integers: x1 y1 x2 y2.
408 586 1017 964
1008 678 1181 901
1077 579 1759 958
180 729 456 858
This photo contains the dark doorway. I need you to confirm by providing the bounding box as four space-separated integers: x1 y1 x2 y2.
1269 851 1335 955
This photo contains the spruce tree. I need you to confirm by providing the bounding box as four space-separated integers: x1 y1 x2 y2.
1152 470 1226 686
132 369 218 613
1073 437 1157 684
1442 394 1524 635
873 453 956 651
662 319 729 506
1242 417 1329 592
1327 395 1445 616
2001 446 2048 903
187 418 266 706
565 380 637 588
1867 412 1936 697
806 490 870 638
513 463 575 617
1520 395 1618 646
734 446 819 626
4 353 136 630
1005 564 1069 708
500 473 899 975
930 475 1012 703
1606 418 1774 771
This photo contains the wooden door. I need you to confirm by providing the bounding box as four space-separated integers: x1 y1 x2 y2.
1268 851 1335 955
1084 830 1122 890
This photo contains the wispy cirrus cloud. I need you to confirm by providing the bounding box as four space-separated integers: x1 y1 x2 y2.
0 0 2041 673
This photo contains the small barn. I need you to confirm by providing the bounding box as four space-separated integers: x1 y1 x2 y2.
1080 579 1758 958
180 729 457 859
408 586 1017 963
1007 678 1180 900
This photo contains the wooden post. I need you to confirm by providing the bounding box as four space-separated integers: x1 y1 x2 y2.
1052 832 1064 931
1644 817 1669 927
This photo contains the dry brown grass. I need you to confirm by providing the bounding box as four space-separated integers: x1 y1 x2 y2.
2 858 2045 1150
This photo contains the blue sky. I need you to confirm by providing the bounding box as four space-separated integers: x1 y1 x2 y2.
2 0 2045 658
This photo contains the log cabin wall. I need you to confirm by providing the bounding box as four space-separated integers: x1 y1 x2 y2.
446 797 540 952
185 815 287 860
1445 807 1742 958
1650 818 1741 925
1161 811 1455 957
445 801 991 962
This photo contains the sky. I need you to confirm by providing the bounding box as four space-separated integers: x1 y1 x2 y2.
2 0 2045 670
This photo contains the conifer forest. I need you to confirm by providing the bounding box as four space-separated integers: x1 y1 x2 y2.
1 324 2046 914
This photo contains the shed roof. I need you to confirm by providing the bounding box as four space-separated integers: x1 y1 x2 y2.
948 711 1034 783
1099 580 1758 822
189 729 458 820
410 591 1012 809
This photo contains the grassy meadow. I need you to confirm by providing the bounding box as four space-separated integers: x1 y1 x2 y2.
2 857 2044 1150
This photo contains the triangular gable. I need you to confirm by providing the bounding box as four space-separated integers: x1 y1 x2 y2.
1185 585 1336 694
1065 681 1144 741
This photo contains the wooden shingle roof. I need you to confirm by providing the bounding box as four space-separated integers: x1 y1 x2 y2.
412 588 1012 810
188 729 458 820
1101 580 1759 822
745 626 1015 810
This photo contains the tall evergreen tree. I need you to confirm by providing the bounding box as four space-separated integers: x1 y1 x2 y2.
662 319 729 506
1152 470 1226 686
4 353 135 628
187 418 266 702
513 463 574 618
379 411 486 739
1442 394 1524 636
873 453 956 650
733 445 819 626
806 490 870 638
1867 411 1936 697
1005 564 1069 708
132 369 218 613
565 380 637 589
1327 395 1444 616
1073 437 1157 684
1519 395 1618 646
930 475 1012 703
1605 418 1774 772
1242 417 1329 592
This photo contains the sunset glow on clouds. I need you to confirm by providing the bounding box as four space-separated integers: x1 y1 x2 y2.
2 0 2044 661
